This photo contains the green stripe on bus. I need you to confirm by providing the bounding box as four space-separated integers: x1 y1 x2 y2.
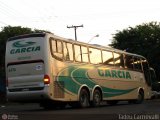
57 65 137 98
102 87 137 98
57 65 81 94
71 67 96 88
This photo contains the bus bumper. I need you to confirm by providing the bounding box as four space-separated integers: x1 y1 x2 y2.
6 86 51 102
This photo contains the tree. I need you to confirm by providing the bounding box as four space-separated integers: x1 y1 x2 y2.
110 22 160 56
110 22 160 90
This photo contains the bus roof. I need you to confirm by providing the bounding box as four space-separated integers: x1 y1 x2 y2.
7 32 145 59
7 33 46 41
52 33 145 59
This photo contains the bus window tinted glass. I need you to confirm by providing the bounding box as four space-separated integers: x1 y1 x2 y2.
51 40 63 59
63 42 73 61
102 50 114 65
63 42 69 61
57 41 62 53
114 53 124 68
74 45 82 62
81 46 89 63
124 55 134 69
52 40 56 52
134 57 142 71
142 58 151 86
67 43 73 61
89 48 102 64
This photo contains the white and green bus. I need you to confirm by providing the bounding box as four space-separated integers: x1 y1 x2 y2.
5 32 152 108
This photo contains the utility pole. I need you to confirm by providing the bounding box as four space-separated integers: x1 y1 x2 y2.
67 24 83 41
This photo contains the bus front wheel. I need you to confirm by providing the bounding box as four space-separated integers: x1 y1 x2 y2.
135 90 144 104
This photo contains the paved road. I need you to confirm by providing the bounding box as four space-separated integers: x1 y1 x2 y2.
0 99 160 120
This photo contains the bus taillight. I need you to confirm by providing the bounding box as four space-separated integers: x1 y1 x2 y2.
44 75 50 84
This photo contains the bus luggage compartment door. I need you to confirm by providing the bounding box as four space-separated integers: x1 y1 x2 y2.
7 62 45 92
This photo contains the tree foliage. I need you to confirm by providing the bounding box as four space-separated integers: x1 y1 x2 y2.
110 22 160 84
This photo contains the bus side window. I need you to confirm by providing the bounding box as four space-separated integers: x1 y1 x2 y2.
74 44 82 62
63 42 70 61
114 52 124 68
81 46 89 63
102 50 114 65
52 40 57 52
89 48 102 64
124 55 134 70
142 59 151 86
51 39 63 60
134 57 142 71
64 42 73 61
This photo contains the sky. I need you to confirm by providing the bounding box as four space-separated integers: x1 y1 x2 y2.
0 0 160 45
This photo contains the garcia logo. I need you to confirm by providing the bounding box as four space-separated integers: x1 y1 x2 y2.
10 41 40 54
12 41 36 48
98 69 131 80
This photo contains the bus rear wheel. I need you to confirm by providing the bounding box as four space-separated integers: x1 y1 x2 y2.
91 89 101 107
79 89 90 108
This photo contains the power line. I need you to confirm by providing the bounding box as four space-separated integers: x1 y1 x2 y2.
0 1 56 30
0 21 8 26
21 1 51 22
0 1 24 18
0 1 30 26
0 1 47 25
67 25 83 41
0 3 18 19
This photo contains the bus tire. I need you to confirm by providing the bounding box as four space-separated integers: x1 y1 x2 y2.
91 89 101 107
134 90 144 104
79 89 90 108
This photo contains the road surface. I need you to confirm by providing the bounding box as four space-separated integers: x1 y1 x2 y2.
0 99 160 120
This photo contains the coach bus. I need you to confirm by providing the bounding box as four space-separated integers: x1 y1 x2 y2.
5 32 152 109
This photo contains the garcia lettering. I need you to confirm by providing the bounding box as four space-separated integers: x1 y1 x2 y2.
98 69 131 79
10 46 40 54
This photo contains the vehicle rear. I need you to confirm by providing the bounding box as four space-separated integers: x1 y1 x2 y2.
5 33 51 102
